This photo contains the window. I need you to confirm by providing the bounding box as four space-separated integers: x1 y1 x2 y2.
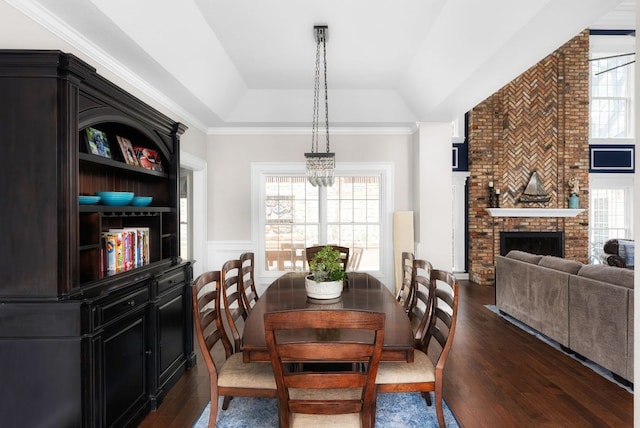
588 175 633 262
179 171 191 261
255 163 392 277
589 35 635 139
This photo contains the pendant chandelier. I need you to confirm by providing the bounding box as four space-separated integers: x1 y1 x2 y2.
305 25 334 187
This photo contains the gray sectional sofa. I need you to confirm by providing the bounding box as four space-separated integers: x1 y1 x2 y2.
496 250 634 384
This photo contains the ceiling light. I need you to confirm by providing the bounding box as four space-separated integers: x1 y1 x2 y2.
305 25 335 187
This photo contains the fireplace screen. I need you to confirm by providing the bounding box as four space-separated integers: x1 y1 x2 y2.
500 231 564 257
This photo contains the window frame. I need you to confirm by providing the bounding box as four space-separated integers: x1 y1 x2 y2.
252 162 394 284
588 173 634 262
589 34 636 140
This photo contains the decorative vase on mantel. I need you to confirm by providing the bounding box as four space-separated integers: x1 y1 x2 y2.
568 193 579 209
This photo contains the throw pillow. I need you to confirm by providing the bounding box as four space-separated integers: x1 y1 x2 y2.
619 240 634 267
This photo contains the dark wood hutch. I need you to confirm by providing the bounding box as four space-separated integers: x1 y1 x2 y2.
0 50 195 427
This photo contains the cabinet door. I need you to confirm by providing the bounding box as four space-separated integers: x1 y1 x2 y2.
102 307 150 428
157 286 186 388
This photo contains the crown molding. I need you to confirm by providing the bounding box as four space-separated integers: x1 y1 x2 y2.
207 125 418 136
6 0 209 133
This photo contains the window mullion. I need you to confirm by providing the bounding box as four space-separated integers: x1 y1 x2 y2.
318 186 328 244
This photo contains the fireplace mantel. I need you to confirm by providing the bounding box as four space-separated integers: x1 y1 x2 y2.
485 208 585 217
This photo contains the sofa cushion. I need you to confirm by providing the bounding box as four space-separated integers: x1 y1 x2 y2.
505 250 542 264
569 274 629 379
538 255 583 274
577 264 634 289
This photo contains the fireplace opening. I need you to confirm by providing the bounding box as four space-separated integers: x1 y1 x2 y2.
500 231 564 257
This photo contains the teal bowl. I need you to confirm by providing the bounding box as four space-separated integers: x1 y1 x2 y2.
96 191 134 206
79 195 101 205
130 196 153 207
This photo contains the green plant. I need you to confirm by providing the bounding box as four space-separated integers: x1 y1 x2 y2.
309 246 345 282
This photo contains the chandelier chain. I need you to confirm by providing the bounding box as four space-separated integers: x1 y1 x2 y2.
322 36 330 153
311 37 321 153
305 25 334 187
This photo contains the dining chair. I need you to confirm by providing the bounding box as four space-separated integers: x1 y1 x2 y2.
346 247 364 271
376 269 459 428
396 251 415 312
407 259 435 346
221 258 249 353
305 245 350 271
264 309 385 428
192 271 277 428
239 252 259 313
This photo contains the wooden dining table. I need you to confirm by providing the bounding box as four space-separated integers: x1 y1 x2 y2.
241 272 414 363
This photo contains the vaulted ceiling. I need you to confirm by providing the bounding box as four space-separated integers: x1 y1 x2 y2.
6 0 635 131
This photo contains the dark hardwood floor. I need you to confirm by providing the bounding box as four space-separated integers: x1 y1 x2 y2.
139 281 633 427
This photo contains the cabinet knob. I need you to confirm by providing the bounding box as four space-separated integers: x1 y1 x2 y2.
127 300 136 307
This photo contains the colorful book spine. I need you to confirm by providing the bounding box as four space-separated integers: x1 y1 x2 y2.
102 232 118 273
103 227 151 273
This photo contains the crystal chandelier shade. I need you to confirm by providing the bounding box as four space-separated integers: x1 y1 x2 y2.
305 25 335 187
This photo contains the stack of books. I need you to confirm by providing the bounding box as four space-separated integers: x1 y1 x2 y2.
102 228 150 273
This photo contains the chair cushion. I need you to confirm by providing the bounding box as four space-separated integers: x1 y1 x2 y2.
292 412 362 427
375 350 434 384
218 353 276 389
290 388 364 427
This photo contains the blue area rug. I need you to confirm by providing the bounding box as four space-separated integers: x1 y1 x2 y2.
193 392 459 427
485 304 633 394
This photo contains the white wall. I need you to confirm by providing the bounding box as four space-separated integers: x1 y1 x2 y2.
414 122 454 271
205 132 414 285
207 133 413 241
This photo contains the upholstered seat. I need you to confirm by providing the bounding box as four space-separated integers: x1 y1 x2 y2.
217 353 276 389
192 271 277 428
376 269 459 428
265 309 384 428
292 411 362 427
376 350 434 384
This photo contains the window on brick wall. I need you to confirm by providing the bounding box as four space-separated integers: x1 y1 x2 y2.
589 35 635 139
589 175 634 262
588 34 635 264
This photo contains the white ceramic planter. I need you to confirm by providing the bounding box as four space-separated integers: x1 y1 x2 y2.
305 276 343 300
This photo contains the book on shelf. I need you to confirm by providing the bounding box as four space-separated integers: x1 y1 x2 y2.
102 227 150 273
102 233 119 273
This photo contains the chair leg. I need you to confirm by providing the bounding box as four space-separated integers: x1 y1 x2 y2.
222 395 233 410
278 401 290 428
422 391 432 406
435 385 445 428
367 390 378 428
208 400 217 428
209 383 219 428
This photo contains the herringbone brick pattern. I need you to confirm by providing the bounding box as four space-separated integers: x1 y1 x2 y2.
502 55 559 207
467 30 590 285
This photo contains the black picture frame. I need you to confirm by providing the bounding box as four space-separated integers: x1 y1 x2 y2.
85 127 112 159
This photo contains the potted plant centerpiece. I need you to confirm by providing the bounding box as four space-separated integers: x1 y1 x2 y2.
305 245 346 300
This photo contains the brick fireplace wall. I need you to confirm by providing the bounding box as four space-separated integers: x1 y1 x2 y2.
468 30 590 286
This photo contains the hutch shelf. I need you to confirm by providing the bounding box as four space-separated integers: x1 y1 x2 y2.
0 50 194 427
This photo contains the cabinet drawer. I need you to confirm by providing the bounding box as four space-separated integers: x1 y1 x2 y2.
101 288 149 325
156 269 186 295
